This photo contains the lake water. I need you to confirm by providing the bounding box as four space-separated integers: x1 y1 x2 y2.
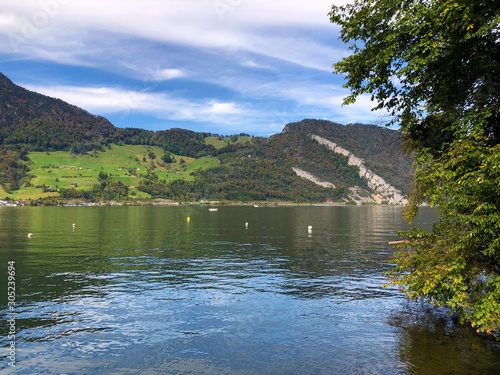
1 206 500 374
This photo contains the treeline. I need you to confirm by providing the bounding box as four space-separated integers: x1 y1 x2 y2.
111 128 217 157
2 118 112 153
59 179 128 201
0 147 30 192
137 159 347 202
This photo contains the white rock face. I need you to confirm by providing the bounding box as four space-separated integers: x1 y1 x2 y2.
310 134 408 205
292 167 336 188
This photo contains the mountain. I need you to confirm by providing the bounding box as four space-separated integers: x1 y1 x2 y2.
281 119 413 203
0 73 413 203
176 119 412 204
0 73 116 151
0 73 217 156
283 120 412 191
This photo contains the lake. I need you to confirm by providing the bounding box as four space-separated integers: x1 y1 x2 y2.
1 206 500 374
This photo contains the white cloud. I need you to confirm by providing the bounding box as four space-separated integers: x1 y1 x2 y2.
21 80 391 135
238 33 347 72
144 68 188 82
24 84 246 124
0 12 20 33
202 101 241 115
1 0 389 134
0 0 342 71
240 60 272 70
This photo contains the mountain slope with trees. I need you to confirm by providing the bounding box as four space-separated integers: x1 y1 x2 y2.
282 119 413 194
0 73 413 203
0 73 115 152
133 119 412 203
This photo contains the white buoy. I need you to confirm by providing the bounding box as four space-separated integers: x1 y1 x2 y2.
245 222 248 228
27 233 32 238
72 223 76 227
308 225 312 234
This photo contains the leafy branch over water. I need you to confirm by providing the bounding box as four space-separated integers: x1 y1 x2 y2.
330 0 500 334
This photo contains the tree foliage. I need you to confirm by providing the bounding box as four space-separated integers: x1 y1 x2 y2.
330 0 500 334
0 147 30 192
330 0 500 135
388 137 500 334
59 179 128 201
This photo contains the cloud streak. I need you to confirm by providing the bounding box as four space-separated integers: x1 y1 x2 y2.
25 84 245 124
0 0 340 69
24 80 387 133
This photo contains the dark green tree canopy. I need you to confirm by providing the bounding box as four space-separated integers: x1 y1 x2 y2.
330 0 500 141
330 0 500 335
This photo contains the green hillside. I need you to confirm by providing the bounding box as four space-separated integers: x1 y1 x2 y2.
204 136 253 149
164 119 413 203
3 145 218 200
0 73 115 152
0 73 414 204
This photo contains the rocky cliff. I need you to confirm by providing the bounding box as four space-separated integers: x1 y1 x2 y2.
309 134 408 205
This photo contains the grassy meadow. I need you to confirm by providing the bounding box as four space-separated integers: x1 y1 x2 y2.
4 144 219 200
204 136 252 149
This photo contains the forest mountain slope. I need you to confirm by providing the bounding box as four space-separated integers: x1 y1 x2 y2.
0 73 115 151
0 73 413 203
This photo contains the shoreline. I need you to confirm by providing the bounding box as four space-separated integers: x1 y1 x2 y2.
0 198 413 207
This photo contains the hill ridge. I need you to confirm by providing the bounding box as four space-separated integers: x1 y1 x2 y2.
0 73 413 203
309 134 408 204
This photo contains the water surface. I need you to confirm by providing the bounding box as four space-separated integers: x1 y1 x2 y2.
1 206 500 374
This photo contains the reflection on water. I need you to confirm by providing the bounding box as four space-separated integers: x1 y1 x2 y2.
1 206 500 374
389 301 500 375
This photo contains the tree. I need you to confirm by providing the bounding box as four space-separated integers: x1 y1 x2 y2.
330 0 500 334
98 171 108 181
162 153 173 164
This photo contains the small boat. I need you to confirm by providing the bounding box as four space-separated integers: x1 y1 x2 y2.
208 208 218 212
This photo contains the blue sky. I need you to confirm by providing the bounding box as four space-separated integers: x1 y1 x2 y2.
0 0 390 136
